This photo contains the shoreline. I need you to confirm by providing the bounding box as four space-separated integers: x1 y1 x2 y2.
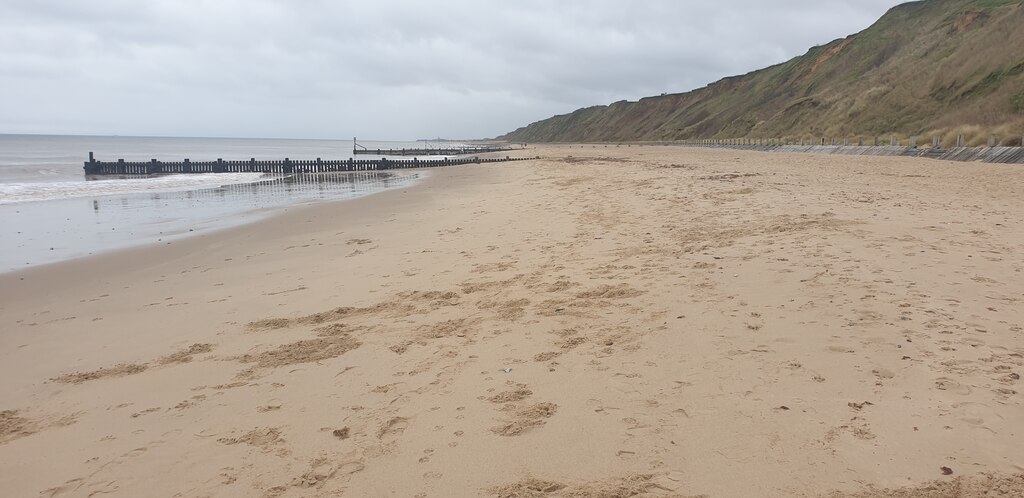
1 147 1022 497
0 169 423 274
0 165 449 303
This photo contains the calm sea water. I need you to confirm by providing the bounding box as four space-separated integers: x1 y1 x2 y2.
0 134 453 272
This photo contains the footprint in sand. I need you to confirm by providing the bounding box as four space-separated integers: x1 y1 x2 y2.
41 478 87 497
935 377 973 395
955 402 1003 432
487 385 533 403
337 460 365 475
378 417 409 442
873 368 895 379
827 345 855 353
962 338 986 348
418 448 435 463
491 403 559 436
293 459 338 489
533 351 561 362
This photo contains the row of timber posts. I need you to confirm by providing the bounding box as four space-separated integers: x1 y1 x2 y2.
678 133 1024 164
84 152 536 176
351 137 516 156
685 134 1024 149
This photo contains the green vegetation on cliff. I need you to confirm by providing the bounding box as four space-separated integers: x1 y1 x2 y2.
501 0 1024 146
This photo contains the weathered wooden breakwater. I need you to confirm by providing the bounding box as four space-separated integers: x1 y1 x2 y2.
352 145 517 156
351 139 517 156
680 140 1024 164
83 152 533 176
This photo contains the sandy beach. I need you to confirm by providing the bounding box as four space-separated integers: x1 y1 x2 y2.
1 145 1023 497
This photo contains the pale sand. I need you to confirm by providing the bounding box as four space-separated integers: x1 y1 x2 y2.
1 146 1023 497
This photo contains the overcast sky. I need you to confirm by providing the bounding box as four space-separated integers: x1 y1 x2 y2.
0 0 906 140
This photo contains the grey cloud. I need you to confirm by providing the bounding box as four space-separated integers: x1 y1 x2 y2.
0 0 905 139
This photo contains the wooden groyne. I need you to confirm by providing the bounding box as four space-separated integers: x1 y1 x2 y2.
83 152 534 176
351 141 517 156
353 146 515 156
680 140 1024 164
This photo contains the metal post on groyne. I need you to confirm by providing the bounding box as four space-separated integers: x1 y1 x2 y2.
83 152 537 176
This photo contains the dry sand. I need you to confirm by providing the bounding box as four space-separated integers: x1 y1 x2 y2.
1 145 1023 497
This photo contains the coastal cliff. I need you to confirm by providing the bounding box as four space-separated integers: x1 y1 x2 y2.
501 0 1024 145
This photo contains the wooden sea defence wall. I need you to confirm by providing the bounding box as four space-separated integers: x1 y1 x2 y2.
351 138 518 156
83 152 534 176
352 146 516 156
679 138 1024 164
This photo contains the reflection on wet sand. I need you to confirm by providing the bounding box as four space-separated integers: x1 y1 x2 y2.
90 171 403 211
2 171 418 272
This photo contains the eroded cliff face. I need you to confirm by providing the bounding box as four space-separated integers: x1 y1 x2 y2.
502 0 1024 145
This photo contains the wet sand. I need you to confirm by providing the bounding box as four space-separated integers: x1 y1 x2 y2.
1 146 1022 497
0 171 418 272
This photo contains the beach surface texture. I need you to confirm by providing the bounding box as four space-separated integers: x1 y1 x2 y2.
1 146 1022 497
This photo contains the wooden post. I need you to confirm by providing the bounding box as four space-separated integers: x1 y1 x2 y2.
85 152 96 174
988 136 996 147
891 135 896 146
910 136 917 148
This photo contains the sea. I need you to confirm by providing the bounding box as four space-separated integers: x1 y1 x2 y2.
0 134 456 273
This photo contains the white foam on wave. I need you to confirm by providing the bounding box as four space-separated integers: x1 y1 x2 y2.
0 173 270 205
